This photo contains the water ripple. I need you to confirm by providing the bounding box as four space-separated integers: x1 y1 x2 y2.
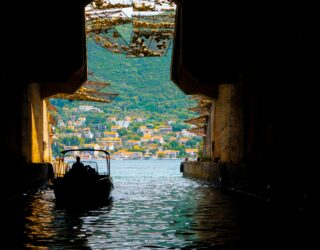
3 160 246 249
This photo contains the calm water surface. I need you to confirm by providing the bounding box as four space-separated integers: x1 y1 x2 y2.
2 160 313 249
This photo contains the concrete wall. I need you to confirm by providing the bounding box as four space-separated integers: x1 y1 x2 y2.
21 83 52 164
183 161 220 183
31 83 44 162
1 82 54 204
203 103 214 159
1 2 88 204
229 83 243 164
172 1 318 214
183 161 249 198
204 84 243 164
43 100 52 163
23 163 53 191
184 82 314 211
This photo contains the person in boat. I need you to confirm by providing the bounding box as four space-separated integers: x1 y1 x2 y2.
71 156 86 175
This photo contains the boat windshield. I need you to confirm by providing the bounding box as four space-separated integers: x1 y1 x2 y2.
66 160 99 173
53 149 111 177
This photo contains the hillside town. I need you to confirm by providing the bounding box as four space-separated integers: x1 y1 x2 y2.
52 105 202 160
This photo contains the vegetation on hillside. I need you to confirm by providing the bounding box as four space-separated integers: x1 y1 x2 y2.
49 24 203 158
50 24 197 123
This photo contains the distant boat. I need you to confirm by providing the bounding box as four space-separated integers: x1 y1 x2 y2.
144 153 152 160
52 148 114 207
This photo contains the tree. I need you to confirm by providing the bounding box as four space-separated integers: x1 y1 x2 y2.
133 145 144 152
178 149 187 158
127 133 141 140
52 141 64 157
64 128 73 133
118 128 128 137
61 136 83 146
157 152 165 159
84 137 95 143
186 137 202 147
86 113 106 125
129 122 143 133
172 123 189 132
169 140 179 149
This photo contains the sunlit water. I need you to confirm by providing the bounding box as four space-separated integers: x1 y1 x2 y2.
2 160 314 249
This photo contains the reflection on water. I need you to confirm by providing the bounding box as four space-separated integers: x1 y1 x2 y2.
1 160 313 249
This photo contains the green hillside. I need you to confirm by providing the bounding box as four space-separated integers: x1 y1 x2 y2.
50 24 197 123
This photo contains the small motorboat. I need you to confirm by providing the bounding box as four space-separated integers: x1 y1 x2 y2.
52 148 114 206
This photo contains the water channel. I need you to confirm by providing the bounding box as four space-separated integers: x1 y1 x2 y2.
2 160 314 249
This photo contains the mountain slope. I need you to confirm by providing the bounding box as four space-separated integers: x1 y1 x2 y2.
51 24 197 122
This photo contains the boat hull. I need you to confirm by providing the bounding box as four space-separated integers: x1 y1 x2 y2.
53 175 113 206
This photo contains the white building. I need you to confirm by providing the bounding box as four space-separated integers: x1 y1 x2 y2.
78 105 103 113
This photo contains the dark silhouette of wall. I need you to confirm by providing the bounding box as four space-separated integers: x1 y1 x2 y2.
172 1 319 213
1 1 90 203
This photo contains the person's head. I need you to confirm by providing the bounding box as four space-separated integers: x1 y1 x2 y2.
76 156 80 162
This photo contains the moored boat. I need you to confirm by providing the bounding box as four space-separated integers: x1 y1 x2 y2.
52 148 114 207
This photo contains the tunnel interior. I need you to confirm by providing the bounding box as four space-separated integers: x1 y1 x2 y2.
1 1 318 213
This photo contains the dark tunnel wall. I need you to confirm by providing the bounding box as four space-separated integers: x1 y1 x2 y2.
1 0 91 202
173 1 319 210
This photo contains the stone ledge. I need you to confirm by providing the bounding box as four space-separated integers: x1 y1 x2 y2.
183 161 220 183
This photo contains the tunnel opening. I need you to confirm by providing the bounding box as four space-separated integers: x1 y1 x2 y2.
1 2 318 243
47 0 202 164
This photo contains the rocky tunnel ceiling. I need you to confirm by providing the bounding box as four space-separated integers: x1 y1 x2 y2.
2 0 317 98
